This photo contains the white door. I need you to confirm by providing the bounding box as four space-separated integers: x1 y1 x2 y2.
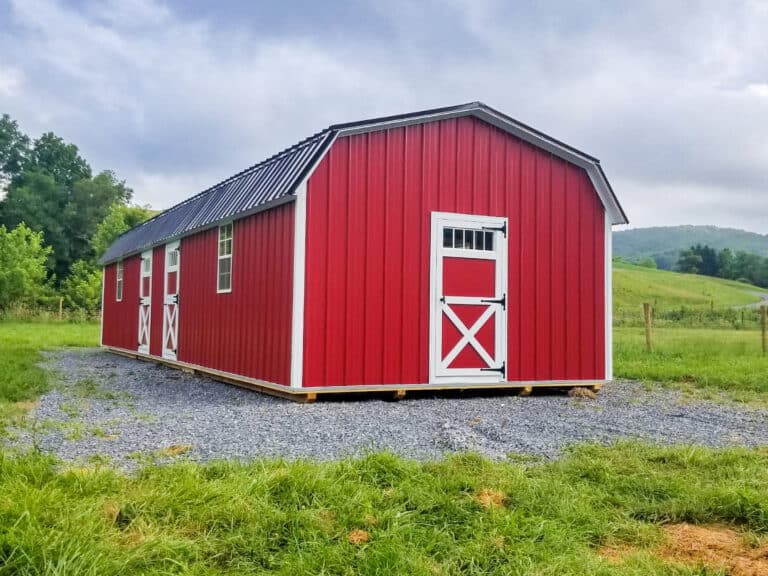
429 213 508 384
162 241 180 360
137 250 152 354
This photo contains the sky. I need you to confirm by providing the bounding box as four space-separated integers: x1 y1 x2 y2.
1 0 767 232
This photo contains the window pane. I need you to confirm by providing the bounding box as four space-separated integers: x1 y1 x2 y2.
219 273 231 292
464 229 474 249
443 227 453 248
219 257 231 275
454 228 464 248
474 230 484 250
484 231 494 251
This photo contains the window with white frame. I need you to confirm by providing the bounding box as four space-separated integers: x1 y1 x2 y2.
116 261 124 301
217 223 233 292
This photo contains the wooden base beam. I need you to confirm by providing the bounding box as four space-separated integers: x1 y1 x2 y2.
104 347 606 403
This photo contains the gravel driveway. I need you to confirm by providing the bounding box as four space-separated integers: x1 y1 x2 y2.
7 348 768 469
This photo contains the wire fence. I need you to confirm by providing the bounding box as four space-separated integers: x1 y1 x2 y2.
614 304 767 330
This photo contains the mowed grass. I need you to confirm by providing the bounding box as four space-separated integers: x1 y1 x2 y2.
615 326 768 398
0 322 98 428
613 261 762 310
2 444 768 575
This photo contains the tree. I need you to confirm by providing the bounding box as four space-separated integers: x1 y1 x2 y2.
0 114 30 194
61 260 102 313
718 248 735 279
0 170 68 278
64 171 133 264
0 223 52 310
92 203 155 259
28 132 91 188
676 248 703 274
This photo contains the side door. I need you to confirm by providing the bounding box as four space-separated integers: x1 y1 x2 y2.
162 241 180 360
137 250 152 354
429 213 508 384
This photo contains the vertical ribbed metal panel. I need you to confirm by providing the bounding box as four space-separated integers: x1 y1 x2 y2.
303 115 605 386
101 256 140 350
176 202 295 385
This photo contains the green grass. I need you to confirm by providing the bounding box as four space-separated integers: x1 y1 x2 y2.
614 327 768 400
1 444 767 574
0 322 98 431
0 324 766 573
613 261 763 311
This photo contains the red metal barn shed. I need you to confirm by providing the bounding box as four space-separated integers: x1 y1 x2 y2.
100 102 628 401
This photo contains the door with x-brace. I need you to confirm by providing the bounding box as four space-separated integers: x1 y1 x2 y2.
429 213 508 384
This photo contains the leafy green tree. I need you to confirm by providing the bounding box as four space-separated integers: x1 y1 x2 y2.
28 132 91 188
92 203 155 259
717 248 735 279
0 223 52 310
0 170 68 277
0 114 30 193
676 249 703 274
61 260 102 313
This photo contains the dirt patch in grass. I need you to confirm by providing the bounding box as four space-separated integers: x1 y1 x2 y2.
475 488 506 509
599 523 768 575
660 523 768 576
347 529 370 545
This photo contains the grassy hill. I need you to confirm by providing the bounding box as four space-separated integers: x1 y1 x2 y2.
614 225 768 269
613 260 763 312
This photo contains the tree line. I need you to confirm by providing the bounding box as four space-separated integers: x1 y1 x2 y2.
676 244 768 288
0 113 154 315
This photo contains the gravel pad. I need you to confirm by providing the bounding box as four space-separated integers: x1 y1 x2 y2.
7 348 768 469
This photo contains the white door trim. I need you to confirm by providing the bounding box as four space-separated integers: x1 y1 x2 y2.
162 241 180 360
289 181 307 388
429 212 508 384
137 250 152 354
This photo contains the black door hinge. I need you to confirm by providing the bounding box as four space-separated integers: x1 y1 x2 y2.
482 222 507 238
173 294 179 305
481 294 506 310
480 361 506 376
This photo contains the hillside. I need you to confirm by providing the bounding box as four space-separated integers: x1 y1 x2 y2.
613 260 764 312
614 225 768 269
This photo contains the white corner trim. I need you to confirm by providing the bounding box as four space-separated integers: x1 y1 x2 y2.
99 266 106 347
290 181 307 388
605 214 613 381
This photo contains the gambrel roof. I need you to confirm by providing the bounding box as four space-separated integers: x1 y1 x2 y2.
101 102 627 264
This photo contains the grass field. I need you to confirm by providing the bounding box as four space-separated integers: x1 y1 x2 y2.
1 441 767 574
613 260 763 311
1 322 768 573
0 322 98 433
614 327 768 400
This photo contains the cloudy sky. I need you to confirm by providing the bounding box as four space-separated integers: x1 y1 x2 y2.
1 0 767 232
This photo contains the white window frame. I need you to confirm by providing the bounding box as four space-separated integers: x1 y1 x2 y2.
116 261 124 302
217 222 233 294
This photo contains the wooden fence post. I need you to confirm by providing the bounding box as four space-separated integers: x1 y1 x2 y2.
643 302 653 352
58 297 63 321
761 305 767 356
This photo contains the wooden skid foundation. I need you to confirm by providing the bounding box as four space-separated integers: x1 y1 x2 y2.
105 347 605 403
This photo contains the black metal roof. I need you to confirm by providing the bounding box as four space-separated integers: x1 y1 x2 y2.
101 102 626 264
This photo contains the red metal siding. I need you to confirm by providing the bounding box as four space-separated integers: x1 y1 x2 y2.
101 256 140 350
149 245 165 357
304 115 605 386
177 203 295 386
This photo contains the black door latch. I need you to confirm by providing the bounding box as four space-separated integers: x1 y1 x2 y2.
480 361 506 376
480 294 506 310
